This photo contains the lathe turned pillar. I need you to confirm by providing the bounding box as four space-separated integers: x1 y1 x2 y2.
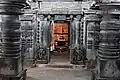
0 0 27 80
94 1 120 80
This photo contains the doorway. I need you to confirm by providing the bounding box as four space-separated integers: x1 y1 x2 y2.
50 20 70 64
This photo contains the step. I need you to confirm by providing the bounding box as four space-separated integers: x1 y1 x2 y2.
46 63 73 68
37 63 85 70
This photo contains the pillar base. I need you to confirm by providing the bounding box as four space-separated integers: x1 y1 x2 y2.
96 77 120 80
92 71 120 80
0 69 27 80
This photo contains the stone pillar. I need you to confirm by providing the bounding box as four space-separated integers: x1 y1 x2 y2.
70 15 85 64
85 9 101 69
94 1 120 80
35 15 50 64
0 0 27 80
20 14 34 60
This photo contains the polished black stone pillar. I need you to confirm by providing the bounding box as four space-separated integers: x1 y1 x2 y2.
0 0 27 80
94 1 120 80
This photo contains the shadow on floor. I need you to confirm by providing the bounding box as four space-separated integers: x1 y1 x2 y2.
50 51 69 63
27 76 40 80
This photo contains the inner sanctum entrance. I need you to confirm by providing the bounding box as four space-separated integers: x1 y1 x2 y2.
50 20 70 65
35 14 83 65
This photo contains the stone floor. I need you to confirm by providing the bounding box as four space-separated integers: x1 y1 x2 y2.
26 51 92 80
27 67 92 80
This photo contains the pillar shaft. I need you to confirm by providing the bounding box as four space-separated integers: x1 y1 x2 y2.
0 0 26 79
95 1 120 80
